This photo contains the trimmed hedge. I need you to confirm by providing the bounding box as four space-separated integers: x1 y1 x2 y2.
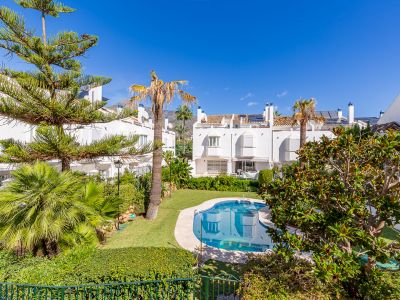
186 175 258 192
0 247 196 285
258 169 274 186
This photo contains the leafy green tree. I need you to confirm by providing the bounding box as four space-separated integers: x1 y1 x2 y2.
0 162 105 256
0 0 142 171
130 71 196 220
263 126 400 298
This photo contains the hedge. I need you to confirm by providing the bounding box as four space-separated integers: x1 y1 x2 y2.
258 169 274 186
0 247 196 285
186 175 258 192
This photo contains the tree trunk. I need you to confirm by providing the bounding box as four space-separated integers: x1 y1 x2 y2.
61 158 71 171
300 120 307 148
41 13 47 45
146 102 164 220
41 239 49 257
299 120 307 167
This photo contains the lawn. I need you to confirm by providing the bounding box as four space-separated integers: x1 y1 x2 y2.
104 189 259 249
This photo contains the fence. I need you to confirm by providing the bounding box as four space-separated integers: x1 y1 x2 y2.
0 275 241 300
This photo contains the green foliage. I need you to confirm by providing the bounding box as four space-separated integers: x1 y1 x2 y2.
0 247 196 284
262 126 400 298
0 162 107 256
240 253 330 300
176 139 192 159
162 157 192 189
0 1 144 170
186 175 258 192
258 169 273 187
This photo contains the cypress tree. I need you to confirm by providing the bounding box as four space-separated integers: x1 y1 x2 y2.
0 0 143 171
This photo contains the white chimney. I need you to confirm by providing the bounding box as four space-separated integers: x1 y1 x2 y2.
138 104 145 123
268 103 274 127
164 118 169 130
348 102 354 124
264 103 270 122
197 106 202 122
379 110 384 118
337 108 343 120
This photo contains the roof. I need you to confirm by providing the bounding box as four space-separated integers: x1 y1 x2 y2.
371 122 400 132
274 116 293 126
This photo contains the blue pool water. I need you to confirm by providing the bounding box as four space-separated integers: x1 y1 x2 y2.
193 200 274 252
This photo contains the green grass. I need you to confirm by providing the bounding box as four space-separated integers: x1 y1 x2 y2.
104 189 259 249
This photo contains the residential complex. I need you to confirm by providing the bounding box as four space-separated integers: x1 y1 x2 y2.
0 87 176 181
192 103 374 177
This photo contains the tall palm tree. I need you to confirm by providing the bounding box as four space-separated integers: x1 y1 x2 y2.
175 105 193 156
176 105 193 130
0 162 101 256
292 99 322 148
130 71 196 220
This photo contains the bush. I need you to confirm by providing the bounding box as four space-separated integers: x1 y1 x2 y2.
240 253 330 300
258 169 273 186
186 175 258 192
0 247 196 285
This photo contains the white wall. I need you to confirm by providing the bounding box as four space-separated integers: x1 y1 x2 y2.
272 130 335 163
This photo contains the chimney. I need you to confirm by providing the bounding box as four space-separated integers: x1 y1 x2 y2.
138 104 145 123
268 103 274 127
337 108 343 120
164 118 169 130
197 106 202 122
264 103 270 122
379 110 384 118
348 102 354 125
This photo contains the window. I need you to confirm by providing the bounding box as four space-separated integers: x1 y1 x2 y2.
242 135 253 148
208 136 220 147
138 135 148 146
235 161 256 172
204 221 220 233
207 160 227 174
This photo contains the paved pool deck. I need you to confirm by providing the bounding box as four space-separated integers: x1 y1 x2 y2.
174 197 270 263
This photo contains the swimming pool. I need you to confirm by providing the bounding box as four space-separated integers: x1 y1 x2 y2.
193 200 274 252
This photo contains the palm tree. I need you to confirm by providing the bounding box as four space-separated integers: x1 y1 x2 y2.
292 99 322 148
175 105 193 156
130 71 196 220
176 105 193 131
175 123 188 141
0 162 101 256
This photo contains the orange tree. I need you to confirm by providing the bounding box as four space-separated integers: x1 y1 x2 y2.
262 126 400 298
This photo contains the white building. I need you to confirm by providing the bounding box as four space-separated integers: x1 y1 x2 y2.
0 87 176 181
192 103 367 177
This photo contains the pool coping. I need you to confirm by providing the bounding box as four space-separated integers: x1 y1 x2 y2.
174 197 270 263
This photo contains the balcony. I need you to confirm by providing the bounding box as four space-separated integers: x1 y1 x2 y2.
207 146 221 157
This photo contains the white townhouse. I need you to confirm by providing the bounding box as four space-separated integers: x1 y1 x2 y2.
192 103 373 177
0 86 176 181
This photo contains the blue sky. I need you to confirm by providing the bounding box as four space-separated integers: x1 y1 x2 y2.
2 0 400 117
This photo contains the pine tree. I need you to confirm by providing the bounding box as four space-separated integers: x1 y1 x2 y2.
0 1 143 171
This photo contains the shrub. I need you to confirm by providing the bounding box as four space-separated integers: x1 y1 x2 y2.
0 247 196 285
258 169 273 186
186 175 258 192
240 253 330 300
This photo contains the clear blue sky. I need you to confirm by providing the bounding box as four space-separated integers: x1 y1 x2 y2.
2 0 400 117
